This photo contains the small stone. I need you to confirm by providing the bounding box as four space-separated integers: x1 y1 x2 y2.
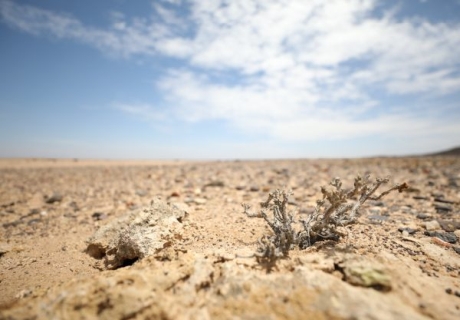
434 197 457 204
170 191 180 197
235 185 246 191
249 186 260 192
398 227 416 235
413 196 429 200
45 192 63 204
437 220 460 232
135 189 148 197
434 203 453 213
340 258 392 291
92 212 107 221
424 231 457 244
446 288 453 294
194 198 207 205
416 213 431 220
424 220 440 231
204 181 225 188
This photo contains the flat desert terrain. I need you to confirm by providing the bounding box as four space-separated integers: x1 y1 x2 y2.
1 157 459 319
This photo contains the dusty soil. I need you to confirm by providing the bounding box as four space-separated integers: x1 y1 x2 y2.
0 157 459 319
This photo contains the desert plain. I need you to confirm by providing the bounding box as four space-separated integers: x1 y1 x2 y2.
0 156 459 319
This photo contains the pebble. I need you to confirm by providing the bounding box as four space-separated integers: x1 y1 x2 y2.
424 231 457 244
235 185 246 191
453 247 460 255
193 198 207 205
398 227 416 235
45 193 63 204
135 189 148 197
92 212 107 221
416 213 431 220
437 220 460 232
434 203 452 213
424 220 440 231
204 181 225 188
249 186 260 192
434 197 457 204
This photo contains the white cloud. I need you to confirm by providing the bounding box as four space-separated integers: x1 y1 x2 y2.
1 0 460 148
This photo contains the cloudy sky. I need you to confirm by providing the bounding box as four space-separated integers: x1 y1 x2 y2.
1 0 459 159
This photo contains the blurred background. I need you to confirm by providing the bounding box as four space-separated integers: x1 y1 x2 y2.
1 0 459 159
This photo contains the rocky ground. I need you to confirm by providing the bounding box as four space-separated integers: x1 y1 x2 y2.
0 157 459 319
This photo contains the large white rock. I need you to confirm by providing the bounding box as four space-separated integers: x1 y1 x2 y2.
86 198 187 269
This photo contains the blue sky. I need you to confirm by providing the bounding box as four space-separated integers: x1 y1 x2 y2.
1 0 460 159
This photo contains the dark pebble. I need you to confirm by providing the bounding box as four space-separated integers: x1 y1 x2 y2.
170 191 180 197
424 231 457 244
434 197 457 204
453 247 460 255
398 227 416 235
434 203 453 213
204 181 225 188
437 220 460 232
456 291 460 298
45 193 63 204
413 196 429 200
416 213 431 220
27 218 41 225
249 186 260 192
446 288 453 294
92 212 107 221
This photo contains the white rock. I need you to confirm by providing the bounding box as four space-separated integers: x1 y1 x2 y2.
424 220 440 231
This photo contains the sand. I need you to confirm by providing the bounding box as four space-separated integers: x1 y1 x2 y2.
0 157 459 319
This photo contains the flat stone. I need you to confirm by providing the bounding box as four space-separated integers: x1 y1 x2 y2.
204 181 225 188
437 220 460 232
45 193 63 204
416 213 431 220
193 198 207 205
434 203 453 213
424 220 440 231
398 227 416 235
424 231 457 244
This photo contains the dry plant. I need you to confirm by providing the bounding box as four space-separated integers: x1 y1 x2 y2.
242 175 408 264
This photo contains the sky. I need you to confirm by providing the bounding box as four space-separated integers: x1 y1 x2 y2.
0 0 460 159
